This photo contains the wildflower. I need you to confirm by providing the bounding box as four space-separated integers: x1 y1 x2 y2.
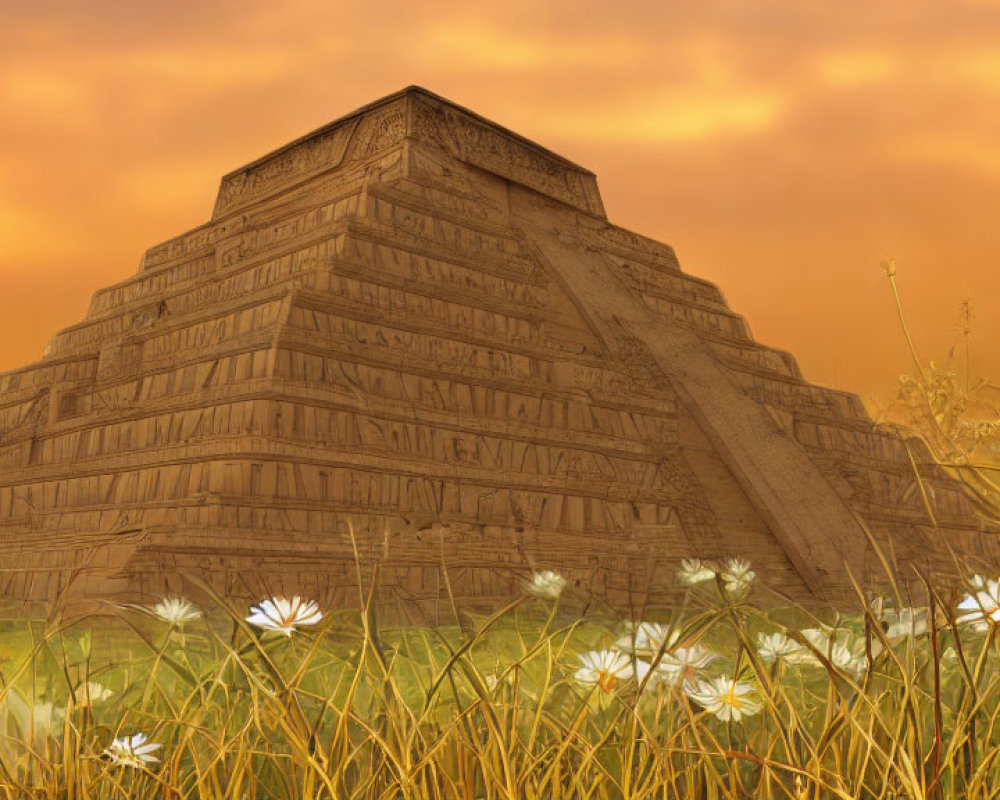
574 650 643 693
72 681 113 706
756 632 816 665
883 607 929 641
104 732 162 769
246 596 323 636
677 558 717 585
615 622 678 657
801 628 867 677
957 576 1000 630
635 644 719 688
657 644 719 686
151 596 202 624
523 570 566 600
684 676 762 721
721 558 755 594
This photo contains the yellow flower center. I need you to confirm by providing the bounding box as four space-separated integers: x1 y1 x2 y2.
597 671 620 693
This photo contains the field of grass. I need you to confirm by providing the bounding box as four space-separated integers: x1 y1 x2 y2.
2 559 1000 800
2 266 999 799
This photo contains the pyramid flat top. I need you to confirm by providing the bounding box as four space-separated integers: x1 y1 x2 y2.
212 86 606 219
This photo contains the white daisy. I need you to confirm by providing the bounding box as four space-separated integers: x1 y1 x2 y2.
883 607 929 641
72 681 114 705
104 732 162 769
659 644 719 685
756 632 816 665
684 676 762 721
150 596 202 625
523 570 566 600
957 576 1000 630
677 559 717 585
246 596 323 636
636 642 719 687
574 650 642 693
721 559 756 594
801 628 867 677
615 622 679 657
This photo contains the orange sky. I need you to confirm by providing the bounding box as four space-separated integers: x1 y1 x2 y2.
2 0 999 406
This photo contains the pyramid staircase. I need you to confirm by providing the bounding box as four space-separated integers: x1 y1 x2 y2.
0 87 992 609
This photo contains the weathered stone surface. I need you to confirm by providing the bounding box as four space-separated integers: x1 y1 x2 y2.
0 86 993 610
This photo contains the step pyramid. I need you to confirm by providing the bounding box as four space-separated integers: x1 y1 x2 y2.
0 86 993 609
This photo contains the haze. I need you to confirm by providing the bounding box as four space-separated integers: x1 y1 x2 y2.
2 0 999 406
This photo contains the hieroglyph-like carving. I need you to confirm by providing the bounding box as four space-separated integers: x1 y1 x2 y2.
0 87 992 607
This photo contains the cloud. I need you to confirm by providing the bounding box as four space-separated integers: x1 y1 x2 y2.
1 1 1000 397
940 49 1000 90
0 67 98 125
0 202 53 264
815 49 901 87
892 133 1000 176
114 158 228 213
541 87 785 143
417 23 641 70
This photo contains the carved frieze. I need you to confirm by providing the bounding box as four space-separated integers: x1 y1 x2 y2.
409 92 606 217
0 86 991 606
214 117 358 219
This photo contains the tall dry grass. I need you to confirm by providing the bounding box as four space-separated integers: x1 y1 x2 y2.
1 558 1000 799
874 258 1000 521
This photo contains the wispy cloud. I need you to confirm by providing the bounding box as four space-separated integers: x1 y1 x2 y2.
542 88 785 143
1 1 999 398
814 49 901 87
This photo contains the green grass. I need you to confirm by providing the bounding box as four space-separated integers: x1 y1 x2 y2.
2 564 1000 799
